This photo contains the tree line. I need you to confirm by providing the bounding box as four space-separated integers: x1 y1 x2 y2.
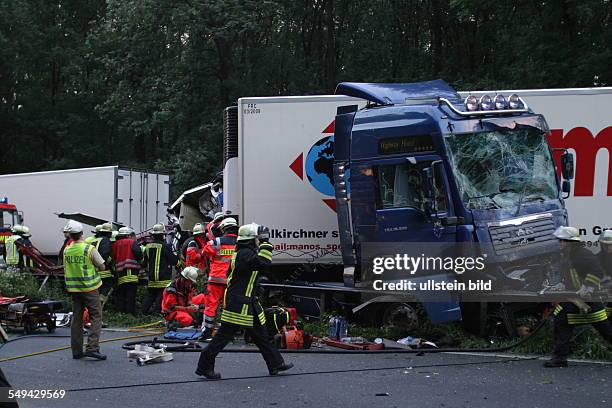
1 0 610 197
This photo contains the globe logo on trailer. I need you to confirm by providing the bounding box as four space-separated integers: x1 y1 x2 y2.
289 120 338 212
305 136 335 197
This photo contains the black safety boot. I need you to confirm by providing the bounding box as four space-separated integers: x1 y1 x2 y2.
269 362 294 375
198 328 214 342
543 358 568 367
195 367 221 380
83 351 107 360
72 352 84 360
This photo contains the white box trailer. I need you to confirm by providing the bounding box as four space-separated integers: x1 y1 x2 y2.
0 166 170 256
223 87 611 264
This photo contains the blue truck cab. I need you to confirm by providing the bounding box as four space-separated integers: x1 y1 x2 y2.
332 80 573 325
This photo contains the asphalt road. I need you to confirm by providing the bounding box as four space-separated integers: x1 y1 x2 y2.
1 328 610 408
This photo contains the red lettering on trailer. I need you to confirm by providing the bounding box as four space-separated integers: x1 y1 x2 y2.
547 127 612 197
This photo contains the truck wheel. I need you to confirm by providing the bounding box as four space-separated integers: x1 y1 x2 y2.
381 303 420 330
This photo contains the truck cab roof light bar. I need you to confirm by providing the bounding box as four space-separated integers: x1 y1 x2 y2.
438 95 530 117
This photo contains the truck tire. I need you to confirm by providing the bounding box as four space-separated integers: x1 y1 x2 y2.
381 302 420 330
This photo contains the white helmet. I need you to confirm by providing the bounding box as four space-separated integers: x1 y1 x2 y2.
220 217 238 231
11 225 23 234
66 220 84 234
213 212 224 222
181 266 199 283
553 226 581 242
599 230 612 245
151 223 166 235
117 226 131 236
192 223 206 235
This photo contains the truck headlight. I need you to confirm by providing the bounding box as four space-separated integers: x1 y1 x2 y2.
494 94 507 110
464 95 478 111
479 94 493 110
508 94 523 109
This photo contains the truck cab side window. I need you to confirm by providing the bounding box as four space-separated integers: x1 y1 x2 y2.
377 162 448 212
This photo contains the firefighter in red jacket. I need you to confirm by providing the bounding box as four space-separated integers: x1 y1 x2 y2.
199 217 238 340
161 267 206 329
111 227 143 315
206 212 225 240
181 223 207 271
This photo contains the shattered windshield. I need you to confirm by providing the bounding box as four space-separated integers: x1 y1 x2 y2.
444 129 557 210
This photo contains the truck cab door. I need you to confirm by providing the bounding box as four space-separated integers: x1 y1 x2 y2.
373 154 456 243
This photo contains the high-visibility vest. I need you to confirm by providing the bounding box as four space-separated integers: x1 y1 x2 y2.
63 242 101 293
5 235 21 266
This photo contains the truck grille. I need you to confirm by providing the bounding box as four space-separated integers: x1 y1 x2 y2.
488 214 556 255
223 106 238 165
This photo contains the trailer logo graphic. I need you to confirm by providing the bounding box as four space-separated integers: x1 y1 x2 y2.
289 120 337 211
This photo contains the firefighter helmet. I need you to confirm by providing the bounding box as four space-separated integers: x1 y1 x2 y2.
220 217 238 232
100 223 113 233
21 226 31 237
599 230 612 245
181 266 199 283
237 223 260 242
151 223 165 235
192 223 205 235
553 226 581 242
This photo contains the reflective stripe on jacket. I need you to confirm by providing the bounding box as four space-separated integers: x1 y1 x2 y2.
63 242 101 293
220 241 273 327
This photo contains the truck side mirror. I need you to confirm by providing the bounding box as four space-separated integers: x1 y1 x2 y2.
561 180 571 198
17 211 24 224
561 152 574 180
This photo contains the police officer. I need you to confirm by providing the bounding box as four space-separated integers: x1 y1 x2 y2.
85 225 102 244
195 223 293 379
88 223 114 305
545 226 612 367
142 223 179 315
4 225 25 272
63 220 107 360
199 217 238 340
597 230 612 320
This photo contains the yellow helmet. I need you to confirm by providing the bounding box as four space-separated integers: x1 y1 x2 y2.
100 223 113 233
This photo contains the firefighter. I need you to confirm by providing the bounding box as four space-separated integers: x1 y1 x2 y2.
63 220 107 360
20 226 35 270
85 225 102 244
88 223 114 304
111 226 142 314
206 212 225 240
195 223 293 380
181 223 207 270
544 226 612 367
161 266 206 329
597 230 612 319
142 223 179 315
199 217 238 341
5 225 25 272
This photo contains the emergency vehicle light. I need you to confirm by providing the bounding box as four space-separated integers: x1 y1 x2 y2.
494 94 507 110
508 94 523 109
0 197 7 204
